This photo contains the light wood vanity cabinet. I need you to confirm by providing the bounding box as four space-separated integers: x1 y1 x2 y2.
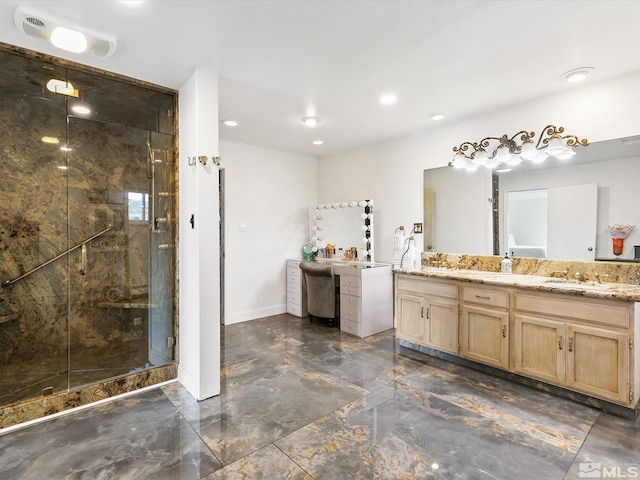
395 276 458 354
460 285 510 370
513 292 632 405
394 273 639 409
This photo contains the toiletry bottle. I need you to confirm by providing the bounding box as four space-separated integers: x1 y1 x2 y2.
501 253 512 274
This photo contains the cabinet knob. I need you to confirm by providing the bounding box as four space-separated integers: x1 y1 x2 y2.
501 324 506 337
558 335 563 350
568 335 573 352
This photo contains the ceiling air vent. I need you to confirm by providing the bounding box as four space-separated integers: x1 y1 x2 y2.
21 15 47 40
14 5 116 58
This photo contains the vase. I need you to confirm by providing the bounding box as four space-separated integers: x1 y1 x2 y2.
612 237 624 256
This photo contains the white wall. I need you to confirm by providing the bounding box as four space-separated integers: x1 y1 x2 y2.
178 69 220 401
220 140 317 324
318 71 640 264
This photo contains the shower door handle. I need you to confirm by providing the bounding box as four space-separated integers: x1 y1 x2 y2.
79 243 87 275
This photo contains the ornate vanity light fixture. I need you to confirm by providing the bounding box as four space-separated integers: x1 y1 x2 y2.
449 125 589 172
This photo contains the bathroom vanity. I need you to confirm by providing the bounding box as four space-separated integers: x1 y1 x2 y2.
395 258 640 416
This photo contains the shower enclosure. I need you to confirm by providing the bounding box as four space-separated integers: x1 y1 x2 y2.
0 46 176 411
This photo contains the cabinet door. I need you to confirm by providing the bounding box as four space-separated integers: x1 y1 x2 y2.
513 314 565 385
460 305 509 369
426 297 459 355
566 324 630 404
396 293 426 344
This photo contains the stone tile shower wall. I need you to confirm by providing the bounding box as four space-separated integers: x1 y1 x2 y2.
0 45 177 412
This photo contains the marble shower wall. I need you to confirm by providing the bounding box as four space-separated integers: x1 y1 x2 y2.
0 46 177 404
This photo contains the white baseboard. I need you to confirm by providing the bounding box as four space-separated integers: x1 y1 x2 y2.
224 304 286 325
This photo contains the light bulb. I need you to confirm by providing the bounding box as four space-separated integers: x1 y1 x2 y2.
50 27 88 53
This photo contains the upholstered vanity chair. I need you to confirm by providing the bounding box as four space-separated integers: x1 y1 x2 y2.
299 261 339 327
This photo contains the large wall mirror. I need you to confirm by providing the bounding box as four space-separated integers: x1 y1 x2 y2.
311 200 374 261
423 135 640 262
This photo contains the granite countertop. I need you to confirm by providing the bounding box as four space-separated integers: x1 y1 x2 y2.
394 267 640 302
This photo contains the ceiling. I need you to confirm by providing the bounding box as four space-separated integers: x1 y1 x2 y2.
1 0 640 157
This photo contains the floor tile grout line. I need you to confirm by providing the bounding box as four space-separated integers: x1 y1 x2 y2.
560 411 602 480
158 387 225 473
273 441 317 479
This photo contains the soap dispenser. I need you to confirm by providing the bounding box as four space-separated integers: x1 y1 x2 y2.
501 253 512 274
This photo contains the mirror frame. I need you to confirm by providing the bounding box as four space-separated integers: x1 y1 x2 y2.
312 200 374 262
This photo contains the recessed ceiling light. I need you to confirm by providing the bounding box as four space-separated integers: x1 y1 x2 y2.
57 165 69 170
563 67 594 83
41 136 60 144
312 140 324 145
50 26 87 53
301 116 321 127
379 93 397 105
60 145 72 152
429 112 445 121
495 168 512 173
221 119 239 127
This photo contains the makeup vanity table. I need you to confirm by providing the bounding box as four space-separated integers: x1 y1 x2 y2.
286 258 393 338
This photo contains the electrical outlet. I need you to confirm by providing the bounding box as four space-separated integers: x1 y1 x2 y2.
413 222 423 234
133 317 143 326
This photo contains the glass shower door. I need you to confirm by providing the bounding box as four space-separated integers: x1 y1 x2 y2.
66 118 174 390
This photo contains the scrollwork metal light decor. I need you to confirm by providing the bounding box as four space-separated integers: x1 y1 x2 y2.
449 125 589 172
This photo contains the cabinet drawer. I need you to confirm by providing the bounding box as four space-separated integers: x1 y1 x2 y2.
515 292 631 328
341 319 362 337
397 276 458 299
287 291 301 305
340 295 361 323
287 266 301 278
341 285 361 297
463 286 509 309
334 266 359 276
287 302 302 316
340 275 361 289
287 282 301 295
287 260 301 269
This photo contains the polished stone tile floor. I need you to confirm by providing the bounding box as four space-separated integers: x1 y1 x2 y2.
1 313 638 479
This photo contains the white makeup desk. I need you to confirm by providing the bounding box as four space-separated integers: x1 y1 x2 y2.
286 258 393 338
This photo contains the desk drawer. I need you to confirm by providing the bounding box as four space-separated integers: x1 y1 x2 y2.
340 295 361 323
287 266 301 278
340 275 361 289
341 285 361 297
287 282 301 295
287 260 302 269
341 319 362 337
287 291 301 305
334 266 360 276
287 302 302 316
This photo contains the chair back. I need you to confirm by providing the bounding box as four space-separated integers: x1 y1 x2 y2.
299 261 335 319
